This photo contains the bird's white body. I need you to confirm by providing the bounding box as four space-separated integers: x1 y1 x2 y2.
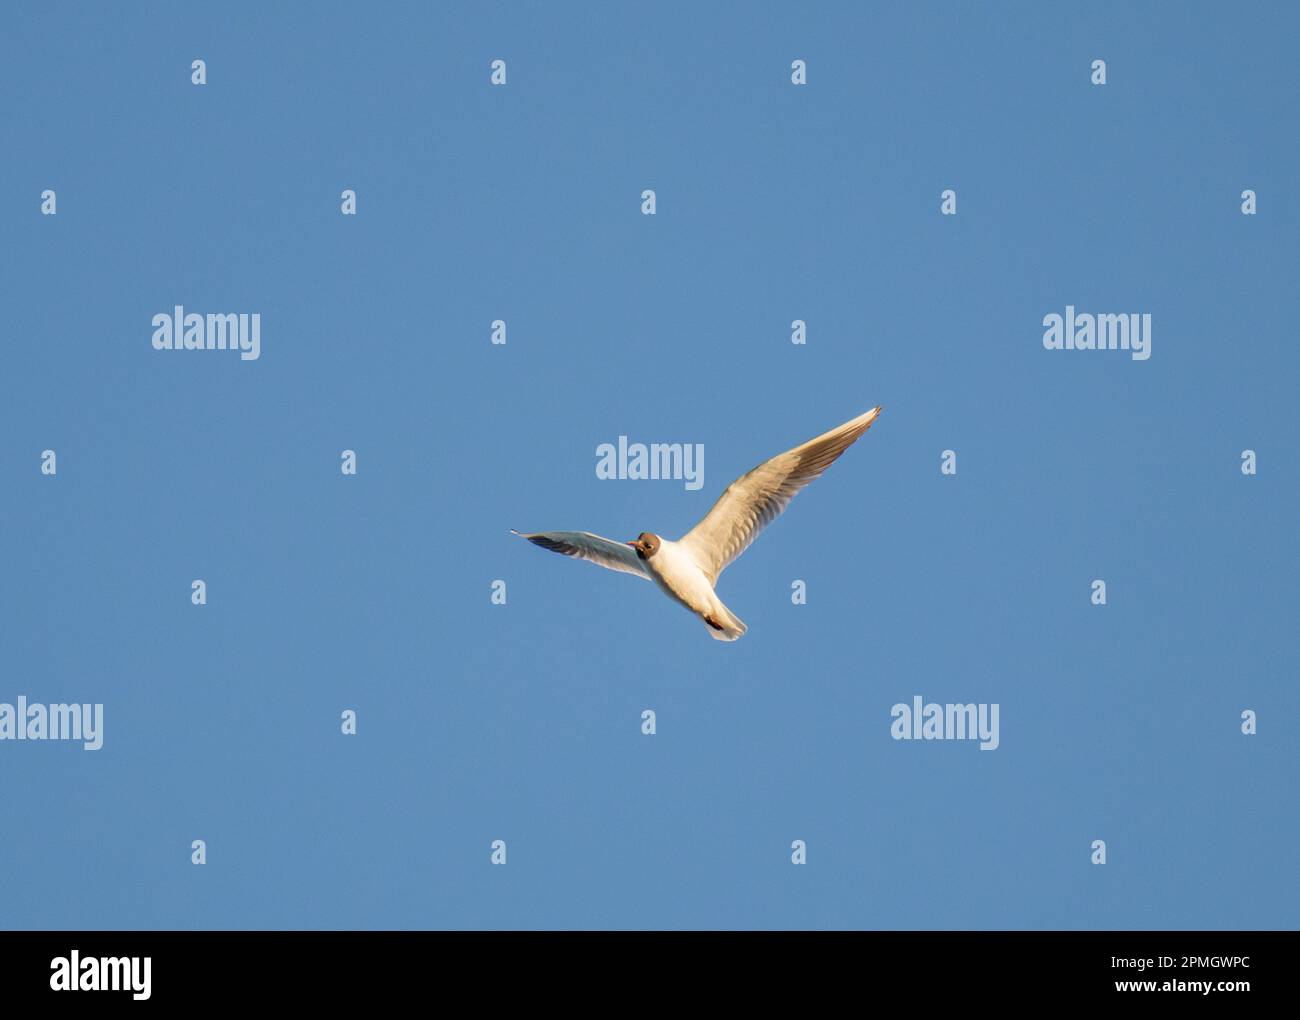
514 406 881 641
638 538 746 640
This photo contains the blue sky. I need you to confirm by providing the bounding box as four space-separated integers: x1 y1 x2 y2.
1 1 1296 929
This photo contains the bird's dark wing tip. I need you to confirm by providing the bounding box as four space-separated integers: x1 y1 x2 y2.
526 534 570 553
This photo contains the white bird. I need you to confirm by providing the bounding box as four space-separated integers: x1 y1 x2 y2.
514 406 882 641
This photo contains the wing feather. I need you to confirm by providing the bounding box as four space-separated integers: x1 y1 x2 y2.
512 530 649 579
679 407 881 584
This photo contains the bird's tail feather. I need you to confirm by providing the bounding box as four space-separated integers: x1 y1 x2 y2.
705 601 747 642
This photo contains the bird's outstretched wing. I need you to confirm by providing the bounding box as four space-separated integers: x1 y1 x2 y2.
678 407 881 585
512 530 649 579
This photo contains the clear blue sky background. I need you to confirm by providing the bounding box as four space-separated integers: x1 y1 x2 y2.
1 2 1296 930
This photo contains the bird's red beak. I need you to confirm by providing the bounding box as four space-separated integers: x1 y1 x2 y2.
626 541 639 549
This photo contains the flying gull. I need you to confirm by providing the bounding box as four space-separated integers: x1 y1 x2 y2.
514 406 882 641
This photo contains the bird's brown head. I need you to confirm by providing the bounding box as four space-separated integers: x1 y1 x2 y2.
627 532 661 559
